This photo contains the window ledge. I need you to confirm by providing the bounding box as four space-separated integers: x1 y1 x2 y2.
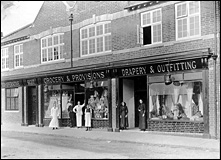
4 110 19 113
14 66 24 70
40 59 66 65
141 43 164 49
175 36 203 44
75 51 112 61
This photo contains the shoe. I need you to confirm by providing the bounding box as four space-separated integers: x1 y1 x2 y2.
56 128 58 129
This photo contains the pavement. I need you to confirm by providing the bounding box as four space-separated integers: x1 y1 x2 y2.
1 124 220 152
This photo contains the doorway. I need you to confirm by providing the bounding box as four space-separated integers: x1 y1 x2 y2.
120 76 147 128
28 86 37 125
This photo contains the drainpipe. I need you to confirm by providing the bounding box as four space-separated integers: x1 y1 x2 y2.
212 1 218 139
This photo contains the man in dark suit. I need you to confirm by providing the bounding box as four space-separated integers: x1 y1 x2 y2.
67 99 75 128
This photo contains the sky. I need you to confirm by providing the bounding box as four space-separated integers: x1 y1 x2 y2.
1 1 44 36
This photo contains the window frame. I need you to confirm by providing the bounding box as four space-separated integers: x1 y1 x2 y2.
1 47 9 70
14 44 23 68
175 1 201 40
140 8 162 45
41 33 65 63
80 21 112 57
6 88 19 111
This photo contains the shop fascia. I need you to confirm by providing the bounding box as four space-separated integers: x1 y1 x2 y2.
119 58 204 77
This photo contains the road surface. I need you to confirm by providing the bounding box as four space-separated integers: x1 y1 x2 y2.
1 131 219 159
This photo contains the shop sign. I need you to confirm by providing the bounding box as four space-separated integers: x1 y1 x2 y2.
1 80 21 88
43 70 107 84
118 58 203 77
24 78 37 86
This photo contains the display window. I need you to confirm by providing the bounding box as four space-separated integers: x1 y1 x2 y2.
149 81 203 121
85 80 109 119
44 85 61 119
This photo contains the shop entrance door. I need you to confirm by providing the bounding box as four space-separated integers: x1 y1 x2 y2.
28 86 37 125
75 93 85 126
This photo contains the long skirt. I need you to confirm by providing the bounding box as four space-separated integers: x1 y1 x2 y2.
49 117 59 128
85 112 91 127
76 114 82 127
139 113 146 130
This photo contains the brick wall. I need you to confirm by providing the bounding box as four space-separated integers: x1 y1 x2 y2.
1 87 22 125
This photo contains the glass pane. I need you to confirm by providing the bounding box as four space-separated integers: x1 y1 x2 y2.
20 45 23 53
81 29 88 39
48 37 52 46
54 47 59 60
15 46 19 53
6 57 9 68
153 10 161 23
15 98 18 110
54 36 59 45
96 25 103 35
42 39 46 48
82 40 88 55
189 1 199 15
42 49 47 62
104 23 111 33
97 37 103 52
7 98 11 110
86 85 108 119
20 54 23 66
48 48 53 61
89 39 95 54
143 12 151 25
89 27 95 37
15 55 19 66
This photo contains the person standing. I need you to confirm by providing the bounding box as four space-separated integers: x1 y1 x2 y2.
49 100 59 130
67 97 75 128
85 105 92 131
138 99 146 131
73 101 85 128
120 102 128 130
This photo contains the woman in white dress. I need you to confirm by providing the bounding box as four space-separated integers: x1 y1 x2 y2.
73 101 85 128
85 105 92 131
49 100 59 130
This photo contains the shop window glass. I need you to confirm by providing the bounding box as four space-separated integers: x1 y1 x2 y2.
6 88 19 110
149 81 203 121
44 85 61 119
86 80 108 119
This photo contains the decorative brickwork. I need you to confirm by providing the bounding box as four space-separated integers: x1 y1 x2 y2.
147 120 204 133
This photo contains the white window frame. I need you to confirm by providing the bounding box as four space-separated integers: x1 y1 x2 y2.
41 33 64 63
175 1 201 40
1 48 9 71
140 8 162 45
80 21 111 57
14 44 23 68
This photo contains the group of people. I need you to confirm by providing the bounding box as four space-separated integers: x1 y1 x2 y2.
49 98 92 131
49 98 147 132
119 99 147 131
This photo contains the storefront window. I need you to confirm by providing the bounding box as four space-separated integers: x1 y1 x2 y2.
44 85 61 118
149 81 203 121
86 80 109 119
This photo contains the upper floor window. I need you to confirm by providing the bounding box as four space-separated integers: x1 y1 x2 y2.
80 21 111 56
140 8 162 45
41 33 64 63
175 1 201 40
6 88 19 111
1 48 9 70
14 44 23 68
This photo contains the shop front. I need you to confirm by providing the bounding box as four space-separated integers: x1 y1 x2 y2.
115 57 209 135
42 69 111 128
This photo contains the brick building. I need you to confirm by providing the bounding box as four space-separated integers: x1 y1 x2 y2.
1 1 220 139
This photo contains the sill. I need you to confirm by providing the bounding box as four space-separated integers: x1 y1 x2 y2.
14 66 24 70
40 59 65 65
76 51 112 60
141 42 164 49
175 36 203 44
1 68 10 72
4 110 19 112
